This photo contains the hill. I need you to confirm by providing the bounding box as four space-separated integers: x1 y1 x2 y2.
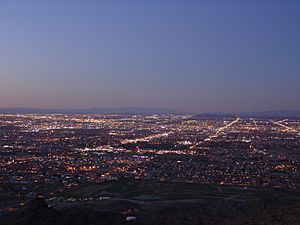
1 180 300 225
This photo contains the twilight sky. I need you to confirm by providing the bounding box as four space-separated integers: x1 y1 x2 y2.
0 1 299 113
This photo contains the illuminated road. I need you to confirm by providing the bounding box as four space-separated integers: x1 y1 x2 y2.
251 118 259 130
121 132 173 144
271 120 300 136
213 117 241 136
190 117 241 149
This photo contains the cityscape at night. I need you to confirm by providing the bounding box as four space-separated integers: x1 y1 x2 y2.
1 113 300 194
1 113 300 224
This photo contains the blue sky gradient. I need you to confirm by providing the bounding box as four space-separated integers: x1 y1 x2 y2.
1 0 299 113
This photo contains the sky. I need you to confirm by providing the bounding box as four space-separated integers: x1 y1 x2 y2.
0 0 299 113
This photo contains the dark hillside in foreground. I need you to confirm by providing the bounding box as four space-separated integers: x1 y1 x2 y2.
1 180 300 225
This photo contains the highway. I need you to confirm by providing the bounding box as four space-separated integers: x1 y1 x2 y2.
121 132 173 144
270 120 300 136
190 117 241 149
250 118 259 130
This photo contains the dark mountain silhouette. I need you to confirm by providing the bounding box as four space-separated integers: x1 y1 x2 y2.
239 110 300 118
196 110 300 119
0 107 183 115
1 108 300 118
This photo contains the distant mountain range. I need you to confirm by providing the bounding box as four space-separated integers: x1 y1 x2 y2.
1 108 300 118
239 110 300 118
0 107 183 115
196 110 300 119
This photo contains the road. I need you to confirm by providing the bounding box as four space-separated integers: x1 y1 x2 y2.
190 117 241 149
